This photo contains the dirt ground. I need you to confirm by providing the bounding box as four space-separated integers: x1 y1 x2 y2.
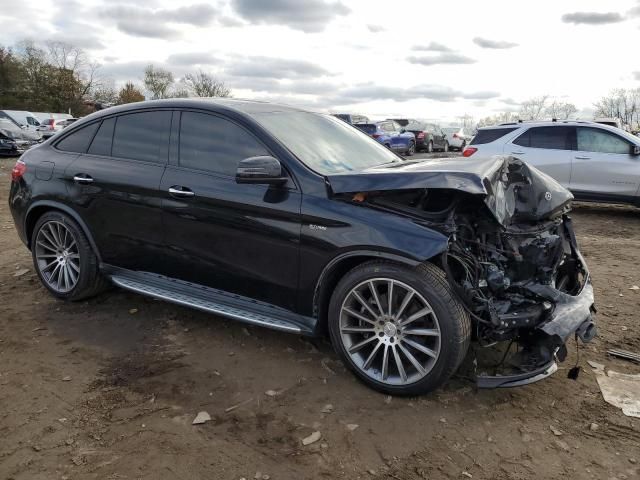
0 155 639 480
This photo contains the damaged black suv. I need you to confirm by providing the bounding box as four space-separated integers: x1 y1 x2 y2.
9 99 596 395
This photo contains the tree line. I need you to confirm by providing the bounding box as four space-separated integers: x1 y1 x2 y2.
0 40 231 116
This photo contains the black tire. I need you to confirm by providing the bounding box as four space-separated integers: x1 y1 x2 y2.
406 141 415 156
328 260 471 395
31 211 108 301
427 141 434 153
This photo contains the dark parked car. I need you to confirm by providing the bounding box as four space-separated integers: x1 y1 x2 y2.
400 120 449 153
355 120 416 155
332 113 369 125
0 119 41 156
9 99 596 394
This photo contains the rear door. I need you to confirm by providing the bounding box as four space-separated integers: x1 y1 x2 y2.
63 110 170 271
503 126 573 187
569 126 640 201
159 110 302 310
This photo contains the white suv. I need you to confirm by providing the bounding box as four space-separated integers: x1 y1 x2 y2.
463 121 640 206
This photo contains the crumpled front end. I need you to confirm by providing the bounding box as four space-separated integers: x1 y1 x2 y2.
329 156 597 388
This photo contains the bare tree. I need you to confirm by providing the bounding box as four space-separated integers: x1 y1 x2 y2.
182 70 231 97
594 88 640 129
545 101 577 120
143 64 174 100
519 95 550 120
476 111 519 127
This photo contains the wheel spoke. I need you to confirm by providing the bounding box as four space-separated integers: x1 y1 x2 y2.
399 306 433 326
402 338 438 359
341 326 375 334
343 307 376 325
395 290 414 320
63 264 71 290
67 263 78 284
68 260 80 273
381 345 390 380
41 259 58 272
363 341 383 370
387 280 394 316
40 230 58 250
48 224 62 248
48 263 62 286
368 281 384 316
392 345 407 382
397 343 427 375
351 291 379 320
348 335 378 354
403 328 440 337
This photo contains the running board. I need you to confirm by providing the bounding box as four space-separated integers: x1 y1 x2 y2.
104 267 315 335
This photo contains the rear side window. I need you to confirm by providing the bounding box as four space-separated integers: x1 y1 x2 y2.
112 111 171 163
88 117 115 156
179 112 268 176
513 126 571 150
471 127 517 145
55 122 100 153
356 124 376 134
577 127 631 154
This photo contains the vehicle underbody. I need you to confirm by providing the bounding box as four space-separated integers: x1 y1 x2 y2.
331 156 597 387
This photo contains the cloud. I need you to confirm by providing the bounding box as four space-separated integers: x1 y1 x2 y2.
561 12 624 25
411 42 453 52
231 77 339 95
230 0 350 32
367 24 385 33
407 53 476 66
101 3 218 39
463 91 501 100
500 97 521 106
473 37 518 49
116 19 179 39
634 71 640 81
226 56 332 79
98 61 150 81
166 52 219 66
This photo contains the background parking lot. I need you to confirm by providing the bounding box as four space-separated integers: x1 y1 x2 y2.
0 154 638 480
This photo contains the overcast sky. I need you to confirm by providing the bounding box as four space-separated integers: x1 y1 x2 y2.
1 0 639 123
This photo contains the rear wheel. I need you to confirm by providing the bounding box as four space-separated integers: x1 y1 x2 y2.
32 211 108 301
406 141 415 156
328 261 470 395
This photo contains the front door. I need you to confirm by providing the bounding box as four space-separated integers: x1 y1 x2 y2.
570 126 640 202
160 110 302 311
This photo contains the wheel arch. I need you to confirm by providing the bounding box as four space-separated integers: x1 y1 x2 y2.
312 250 420 336
25 201 102 262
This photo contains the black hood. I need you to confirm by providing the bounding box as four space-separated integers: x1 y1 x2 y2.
325 156 573 227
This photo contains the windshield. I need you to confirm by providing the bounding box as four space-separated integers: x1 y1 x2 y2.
253 111 402 175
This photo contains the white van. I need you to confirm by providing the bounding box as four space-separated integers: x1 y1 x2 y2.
0 110 41 130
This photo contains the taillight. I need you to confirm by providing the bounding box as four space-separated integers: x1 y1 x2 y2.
50 120 56 130
372 133 381 138
462 147 477 157
417 132 425 139
453 133 459 138
11 159 26 182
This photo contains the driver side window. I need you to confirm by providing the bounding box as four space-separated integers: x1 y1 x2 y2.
577 127 631 154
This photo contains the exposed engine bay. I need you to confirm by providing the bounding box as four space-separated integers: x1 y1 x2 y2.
330 157 597 387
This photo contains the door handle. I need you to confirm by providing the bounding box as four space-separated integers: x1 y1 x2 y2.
575 155 591 160
511 151 525 155
73 174 94 184
168 186 195 198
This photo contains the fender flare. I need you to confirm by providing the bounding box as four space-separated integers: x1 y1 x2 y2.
25 200 102 261
312 249 423 317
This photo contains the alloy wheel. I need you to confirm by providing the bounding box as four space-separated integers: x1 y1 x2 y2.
34 220 80 293
339 278 441 386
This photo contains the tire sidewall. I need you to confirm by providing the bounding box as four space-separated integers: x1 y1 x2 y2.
328 262 466 395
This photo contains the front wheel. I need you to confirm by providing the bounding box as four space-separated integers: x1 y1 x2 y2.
328 261 470 395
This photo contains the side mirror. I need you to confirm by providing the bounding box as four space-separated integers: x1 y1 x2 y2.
236 156 288 185
632 145 640 156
